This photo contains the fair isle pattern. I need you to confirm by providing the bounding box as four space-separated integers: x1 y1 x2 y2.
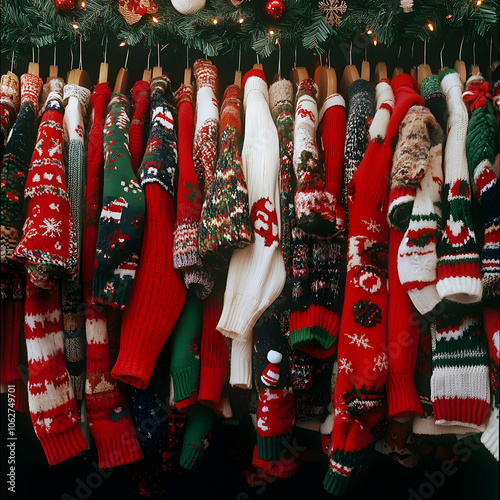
293 78 337 237
0 71 19 146
463 76 500 304
430 313 490 428
198 84 252 267
85 310 143 468
0 73 42 264
398 120 444 315
24 281 87 465
93 92 146 309
139 76 178 195
13 79 78 287
388 105 439 232
341 79 375 227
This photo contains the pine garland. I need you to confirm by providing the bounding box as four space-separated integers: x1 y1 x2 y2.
1 0 498 61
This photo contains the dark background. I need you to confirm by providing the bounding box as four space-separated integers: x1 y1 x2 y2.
1 21 499 500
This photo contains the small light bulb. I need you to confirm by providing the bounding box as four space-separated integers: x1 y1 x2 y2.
373 39 378 46
269 29 275 35
81 1 86 8
367 29 373 35
213 18 218 25
152 16 159 23
446 14 452 20
238 17 245 24
72 23 79 30
119 42 126 47
477 0 482 6
428 22 434 31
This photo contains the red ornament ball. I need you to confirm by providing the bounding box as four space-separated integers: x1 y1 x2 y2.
53 0 75 10
265 0 285 20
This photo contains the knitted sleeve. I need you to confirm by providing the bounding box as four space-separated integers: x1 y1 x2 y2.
293 78 337 237
0 71 19 148
341 79 375 225
92 92 146 309
324 81 394 497
217 70 286 389
198 83 252 267
436 69 482 304
128 80 150 173
112 76 186 390
1 73 42 264
12 78 78 287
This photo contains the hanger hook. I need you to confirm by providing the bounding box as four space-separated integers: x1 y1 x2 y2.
10 50 14 73
328 48 331 69
78 33 83 70
440 41 445 69
490 36 493 67
459 34 464 61
411 40 416 67
277 40 281 77
319 53 323 67
423 39 427 66
256 52 260 65
157 42 161 67
473 40 476 66
53 45 57 67
103 34 108 64
147 47 151 70
32 46 35 64
397 44 401 63
205 42 208 60
349 41 353 65
294 45 298 69
186 45 189 69
70 46 74 70
238 45 241 72
124 46 130 69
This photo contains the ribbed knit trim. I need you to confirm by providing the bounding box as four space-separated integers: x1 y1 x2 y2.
436 275 482 304
407 284 442 317
481 406 499 460
413 416 486 436
386 373 423 418
243 73 269 109
38 423 88 466
217 291 261 341
256 433 292 461
323 467 352 497
433 397 489 429
251 445 299 478
111 351 156 390
93 425 143 469
288 326 335 352
318 93 345 123
172 364 199 402
229 338 252 389
387 186 416 232
420 75 443 101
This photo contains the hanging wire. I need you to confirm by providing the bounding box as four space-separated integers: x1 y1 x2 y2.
10 50 14 73
70 46 74 70
102 34 108 64
238 45 242 72
37 47 40 64
32 46 35 63
205 42 208 60
458 34 464 61
411 40 416 67
53 45 57 67
423 39 427 66
157 42 161 66
328 48 331 69
319 53 323 67
147 47 151 70
277 40 281 77
440 41 445 69
349 41 353 65
186 45 189 69
490 36 493 67
124 46 130 68
256 52 260 65
473 40 476 66
294 45 297 69
397 45 401 64
78 33 83 70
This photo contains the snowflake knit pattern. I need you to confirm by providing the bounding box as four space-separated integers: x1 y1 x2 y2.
24 280 87 465
341 79 375 227
198 83 252 268
293 78 338 237
0 71 19 149
1 73 42 264
436 69 482 304
324 81 394 497
13 78 78 287
92 92 146 309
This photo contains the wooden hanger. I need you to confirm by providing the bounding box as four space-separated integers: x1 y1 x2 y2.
340 42 360 96
454 35 466 84
468 41 481 76
182 46 191 86
113 67 129 94
67 69 91 89
98 36 109 84
417 40 432 87
374 62 387 83
314 52 337 104
27 62 39 77
234 45 242 87
361 47 370 82
290 45 308 90
487 37 499 77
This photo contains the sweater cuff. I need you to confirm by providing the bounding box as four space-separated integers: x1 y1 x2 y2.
230 339 253 389
111 351 156 390
93 422 143 469
38 423 88 466
436 270 482 304
386 373 423 418
197 366 227 406
217 291 261 340
171 364 200 402
481 406 499 461
412 416 486 436
407 284 442 316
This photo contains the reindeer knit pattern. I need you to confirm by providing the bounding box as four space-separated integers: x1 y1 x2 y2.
13 78 78 287
198 83 252 267
92 92 145 309
293 78 337 237
1 73 42 264
341 79 375 227
436 69 482 304
24 280 87 465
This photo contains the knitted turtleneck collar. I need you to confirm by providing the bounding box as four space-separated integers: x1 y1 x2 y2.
347 78 374 102
63 84 91 111
243 69 269 108
420 75 443 101
391 73 420 94
0 71 19 112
